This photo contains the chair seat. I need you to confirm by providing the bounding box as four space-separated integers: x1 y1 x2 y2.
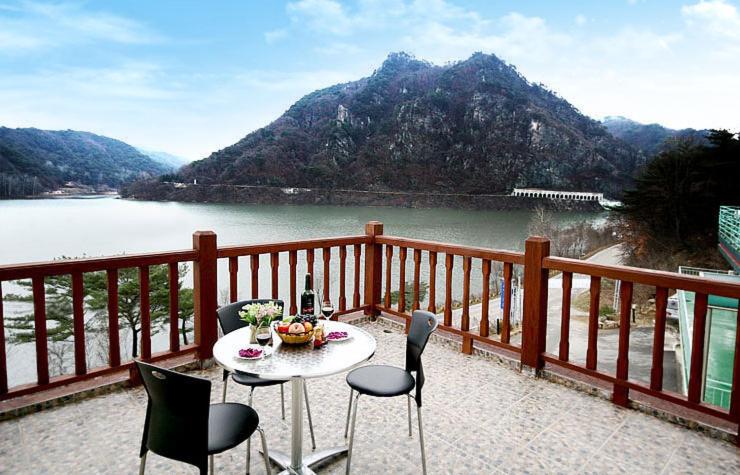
346 365 415 398
231 371 285 387
208 403 259 454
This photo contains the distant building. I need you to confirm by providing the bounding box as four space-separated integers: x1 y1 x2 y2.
676 205 739 409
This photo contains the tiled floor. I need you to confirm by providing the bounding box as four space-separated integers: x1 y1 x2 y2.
1 320 738 474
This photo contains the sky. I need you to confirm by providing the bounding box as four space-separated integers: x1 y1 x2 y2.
0 0 739 161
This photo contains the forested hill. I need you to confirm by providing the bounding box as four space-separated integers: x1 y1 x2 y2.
159 52 643 199
0 127 168 197
602 116 709 157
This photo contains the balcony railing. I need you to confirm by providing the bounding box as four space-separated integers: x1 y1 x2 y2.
0 221 739 440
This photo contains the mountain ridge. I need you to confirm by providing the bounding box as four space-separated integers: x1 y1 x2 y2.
154 52 644 201
601 116 709 157
0 127 168 197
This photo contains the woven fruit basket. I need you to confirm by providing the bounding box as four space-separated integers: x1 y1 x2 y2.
273 323 314 345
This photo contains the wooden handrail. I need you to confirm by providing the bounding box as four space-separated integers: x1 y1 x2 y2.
376 235 524 264
544 256 740 299
0 249 198 280
216 235 370 258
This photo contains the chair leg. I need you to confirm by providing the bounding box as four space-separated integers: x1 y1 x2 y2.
257 426 272 475
345 393 361 475
417 405 427 475
209 454 214 475
246 387 255 473
344 389 353 438
138 452 147 475
303 380 316 450
222 376 229 403
280 383 285 420
407 395 413 437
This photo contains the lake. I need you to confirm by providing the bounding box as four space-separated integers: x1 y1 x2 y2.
1 196 605 386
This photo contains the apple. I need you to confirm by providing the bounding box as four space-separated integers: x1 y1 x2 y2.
288 322 305 334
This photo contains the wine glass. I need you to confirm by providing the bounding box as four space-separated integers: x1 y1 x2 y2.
255 324 272 347
320 300 334 320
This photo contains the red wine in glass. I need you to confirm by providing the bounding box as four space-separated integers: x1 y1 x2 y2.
255 327 272 346
321 301 334 320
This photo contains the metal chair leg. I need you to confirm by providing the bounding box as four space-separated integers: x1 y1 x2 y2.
417 405 427 475
344 389 353 438
209 454 214 475
138 452 147 475
257 426 272 475
280 383 285 420
407 395 413 437
222 375 229 403
345 393 361 475
246 387 255 473
303 380 316 450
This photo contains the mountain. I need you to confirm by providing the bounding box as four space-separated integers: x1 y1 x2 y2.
602 116 708 157
153 52 643 200
137 148 189 171
0 127 168 197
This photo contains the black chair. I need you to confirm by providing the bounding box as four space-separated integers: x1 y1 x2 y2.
135 361 271 475
217 299 316 461
344 310 438 474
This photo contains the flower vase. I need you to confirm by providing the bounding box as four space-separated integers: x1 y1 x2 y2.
248 325 258 344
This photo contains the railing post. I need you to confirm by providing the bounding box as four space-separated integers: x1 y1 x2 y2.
520 236 550 373
364 221 384 319
193 231 218 361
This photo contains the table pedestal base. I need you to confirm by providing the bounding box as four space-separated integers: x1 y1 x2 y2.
263 445 348 474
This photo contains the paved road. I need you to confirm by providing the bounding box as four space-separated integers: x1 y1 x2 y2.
448 243 680 391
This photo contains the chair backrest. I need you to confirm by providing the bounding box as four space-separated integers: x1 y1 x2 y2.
136 361 211 471
405 310 438 407
217 299 285 335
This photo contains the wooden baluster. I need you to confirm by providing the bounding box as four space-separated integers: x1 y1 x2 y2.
32 277 49 385
613 281 633 407
363 222 383 316
250 255 260 299
168 263 180 352
306 249 315 285
322 248 330 303
427 251 437 313
107 269 120 367
72 272 86 376
228 257 238 303
0 282 7 394
140 266 151 360
398 247 407 313
480 260 491 337
412 249 421 312
586 276 601 370
384 245 393 308
559 272 573 361
444 254 454 327
353 244 361 308
271 252 279 300
729 300 740 422
688 292 708 403
650 287 668 391
461 256 473 354
339 246 347 312
520 237 550 371
502 263 513 344
289 251 298 315
461 257 471 331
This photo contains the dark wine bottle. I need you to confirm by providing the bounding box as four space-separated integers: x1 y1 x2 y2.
300 273 315 315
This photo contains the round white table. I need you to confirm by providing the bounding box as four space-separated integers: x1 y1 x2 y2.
213 321 376 475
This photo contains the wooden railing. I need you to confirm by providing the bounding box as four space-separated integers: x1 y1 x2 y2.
0 223 739 441
373 234 524 355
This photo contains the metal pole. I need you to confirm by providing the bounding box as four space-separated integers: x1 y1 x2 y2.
290 377 304 472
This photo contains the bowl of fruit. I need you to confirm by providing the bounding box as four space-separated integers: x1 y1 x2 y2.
274 315 317 345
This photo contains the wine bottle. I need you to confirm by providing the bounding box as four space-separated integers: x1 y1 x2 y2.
300 273 315 315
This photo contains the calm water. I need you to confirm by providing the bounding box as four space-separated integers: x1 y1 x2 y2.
1 196 604 386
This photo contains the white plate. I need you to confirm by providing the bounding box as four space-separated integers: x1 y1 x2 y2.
235 346 271 360
326 332 351 342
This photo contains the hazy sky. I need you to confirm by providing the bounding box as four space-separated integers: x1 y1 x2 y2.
1 0 738 160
